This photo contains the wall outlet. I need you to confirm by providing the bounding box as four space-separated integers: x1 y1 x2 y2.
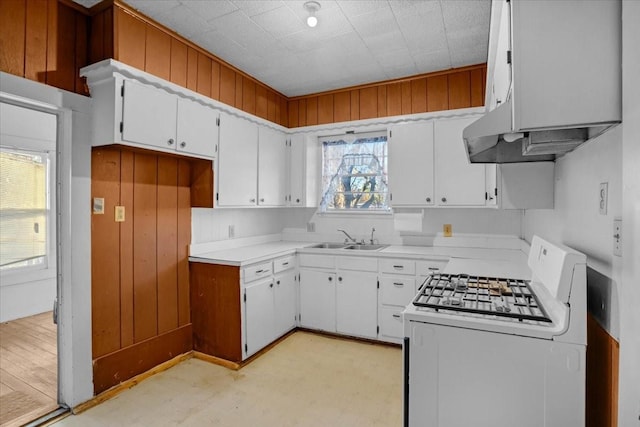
115 206 125 222
599 182 608 215
228 224 235 238
613 218 622 256
306 222 316 232
443 224 452 237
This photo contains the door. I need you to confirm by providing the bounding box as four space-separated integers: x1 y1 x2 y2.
217 112 258 206
274 269 297 337
176 98 218 158
244 277 275 357
121 80 177 150
388 122 435 206
299 269 335 332
258 126 287 206
288 133 305 206
434 116 487 206
336 271 378 338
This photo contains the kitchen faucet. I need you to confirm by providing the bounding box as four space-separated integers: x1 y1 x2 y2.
338 229 357 244
370 227 376 245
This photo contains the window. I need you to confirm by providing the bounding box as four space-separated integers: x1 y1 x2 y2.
0 148 51 271
319 131 389 213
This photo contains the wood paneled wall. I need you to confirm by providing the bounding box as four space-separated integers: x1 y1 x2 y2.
287 65 486 127
0 0 90 95
586 314 619 427
91 146 193 391
89 1 289 127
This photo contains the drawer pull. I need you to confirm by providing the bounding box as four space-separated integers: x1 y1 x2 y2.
393 282 404 287
255 269 266 274
393 265 404 269
428 267 439 271
282 262 289 266
392 314 401 319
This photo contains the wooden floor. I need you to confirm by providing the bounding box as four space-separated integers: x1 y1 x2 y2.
54 331 402 426
0 312 58 427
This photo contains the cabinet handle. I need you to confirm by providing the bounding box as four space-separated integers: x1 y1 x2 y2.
260 198 265 202
296 198 300 203
250 198 256 203
180 141 186 148
393 265 404 270
255 269 265 274
392 314 401 319
269 283 273 288
276 280 280 285
428 267 439 271
338 277 342 282
282 262 289 266
328 277 333 282
393 282 404 287
441 197 447 203
426 197 431 203
167 138 174 146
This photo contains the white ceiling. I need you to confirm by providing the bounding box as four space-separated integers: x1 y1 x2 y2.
74 0 491 97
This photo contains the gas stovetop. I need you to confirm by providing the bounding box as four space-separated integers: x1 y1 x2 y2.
412 273 551 323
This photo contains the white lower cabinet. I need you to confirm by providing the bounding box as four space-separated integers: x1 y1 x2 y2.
336 271 378 339
274 269 297 337
299 268 336 332
245 277 276 356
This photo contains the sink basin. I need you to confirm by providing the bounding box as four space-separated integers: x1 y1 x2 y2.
344 244 388 251
309 242 348 249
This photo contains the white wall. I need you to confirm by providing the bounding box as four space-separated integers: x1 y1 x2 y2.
619 0 640 422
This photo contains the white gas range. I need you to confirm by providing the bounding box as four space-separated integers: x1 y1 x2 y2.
403 236 587 427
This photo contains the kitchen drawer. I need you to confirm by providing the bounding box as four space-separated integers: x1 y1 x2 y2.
379 258 416 275
273 255 295 273
336 256 378 272
243 261 273 283
379 306 404 340
298 254 335 269
380 276 417 306
416 260 447 276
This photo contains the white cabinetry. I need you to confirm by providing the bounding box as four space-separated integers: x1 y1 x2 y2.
258 126 287 206
288 134 305 206
217 112 258 207
299 268 336 332
336 270 378 339
176 97 219 158
245 276 276 356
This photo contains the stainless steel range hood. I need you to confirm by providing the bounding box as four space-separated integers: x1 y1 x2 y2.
462 99 602 163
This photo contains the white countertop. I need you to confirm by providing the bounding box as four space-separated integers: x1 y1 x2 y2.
189 241 313 266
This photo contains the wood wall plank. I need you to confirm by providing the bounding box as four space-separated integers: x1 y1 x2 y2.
116 8 145 70
186 47 197 91
157 157 179 334
350 90 359 120
278 96 287 127
359 87 377 119
169 38 187 87
448 71 471 109
586 314 619 427
177 160 191 326
74 11 88 94
103 6 113 59
386 82 402 116
210 61 220 100
318 94 333 124
51 3 76 92
333 91 350 123
119 150 134 348
256 84 268 119
0 0 26 77
267 91 276 122
288 100 299 128
306 96 318 126
242 77 256 115
91 148 122 358
470 67 484 107
219 65 235 106
145 24 170 81
401 81 411 115
133 153 158 343
189 158 213 208
234 73 243 109
298 98 307 127
24 0 47 83
196 52 211 97
377 85 387 117
411 78 427 114
89 9 105 64
427 75 448 112
44 0 58 86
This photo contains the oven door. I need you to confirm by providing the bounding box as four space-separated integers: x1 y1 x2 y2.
404 320 585 427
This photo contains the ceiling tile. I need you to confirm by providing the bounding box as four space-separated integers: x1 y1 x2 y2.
251 5 308 39
412 48 452 72
441 0 491 33
152 5 213 38
338 0 390 18
348 5 398 38
182 1 238 21
230 0 285 17
127 0 180 18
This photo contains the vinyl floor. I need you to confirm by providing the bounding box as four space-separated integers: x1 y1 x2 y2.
0 311 58 427
53 331 402 426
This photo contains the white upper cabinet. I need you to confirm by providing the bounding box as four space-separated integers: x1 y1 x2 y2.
434 116 489 206
388 122 435 207
488 0 512 111
288 134 305 206
176 97 219 158
217 112 258 207
258 126 287 206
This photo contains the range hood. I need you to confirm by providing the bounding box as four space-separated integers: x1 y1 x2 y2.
462 99 611 164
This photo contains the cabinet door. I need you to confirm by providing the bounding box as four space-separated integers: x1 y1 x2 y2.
244 277 275 357
217 112 258 206
388 122 435 206
336 271 378 339
289 133 305 206
121 79 177 149
176 98 218 158
258 126 287 206
434 116 487 206
491 0 512 110
299 269 335 332
274 269 297 337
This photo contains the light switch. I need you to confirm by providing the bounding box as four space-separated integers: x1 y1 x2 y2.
115 206 125 222
443 224 452 237
93 198 104 214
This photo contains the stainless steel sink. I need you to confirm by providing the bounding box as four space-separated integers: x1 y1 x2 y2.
309 242 349 249
344 244 388 251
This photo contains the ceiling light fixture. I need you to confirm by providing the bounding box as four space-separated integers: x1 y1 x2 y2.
304 1 320 28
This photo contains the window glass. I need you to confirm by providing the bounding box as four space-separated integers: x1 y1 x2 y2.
0 148 49 271
320 132 389 212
